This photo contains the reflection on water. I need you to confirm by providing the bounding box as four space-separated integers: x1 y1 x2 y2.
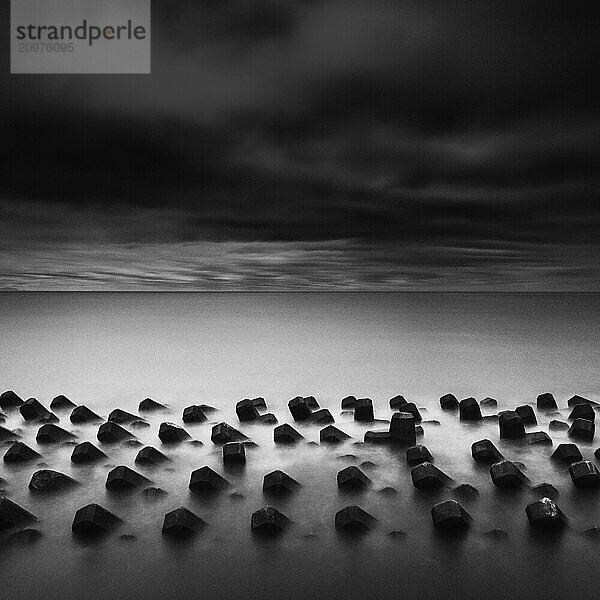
1 293 600 600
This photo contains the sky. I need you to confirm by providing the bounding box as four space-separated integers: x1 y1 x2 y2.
1 0 599 290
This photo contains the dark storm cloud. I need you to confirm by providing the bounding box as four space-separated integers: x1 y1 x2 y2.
0 0 599 289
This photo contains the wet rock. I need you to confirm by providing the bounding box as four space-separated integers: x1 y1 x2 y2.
288 396 313 421
251 505 291 535
250 397 267 410
223 441 246 464
335 505 376 531
422 419 441 426
338 454 358 461
70 405 102 424
189 466 229 493
411 462 451 489
390 412 416 445
537 393 558 410
130 420 151 429
273 423 304 444
531 483 559 499
236 398 260 422
569 404 595 421
119 533 137 542
50 395 76 411
3 441 40 463
549 420 569 431
399 402 422 423
0 425 18 442
406 444 433 466
341 395 357 409
158 422 191 444
36 423 75 444
361 461 376 470
97 421 135 444
364 430 392 444
162 507 206 537
142 487 167 499
354 398 374 422
551 443 582 464
71 441 107 464
211 422 248 444
471 439 504 463
515 405 537 426
568 418 595 441
20 398 50 422
8 528 42 543
337 466 371 489
320 425 351 444
29 469 76 492
378 486 397 496
490 460 529 487
303 396 320 410
106 465 151 491
431 500 471 531
459 398 482 421
263 470 300 494
0 390 24 410
569 460 600 488
526 497 567 529
310 408 335 425
198 404 218 413
108 409 140 424
135 446 169 466
258 413 278 424
39 411 60 424
499 411 526 439
182 405 208 423
72 503 120 535
568 395 598 407
0 496 37 530
389 395 408 409
595 448 600 461
139 398 167 412
440 393 459 411
525 431 552 446
453 483 479 499
481 397 498 409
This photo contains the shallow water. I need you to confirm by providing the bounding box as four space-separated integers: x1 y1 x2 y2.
1 292 600 600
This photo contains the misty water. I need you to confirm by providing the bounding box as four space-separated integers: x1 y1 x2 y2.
2 292 600 600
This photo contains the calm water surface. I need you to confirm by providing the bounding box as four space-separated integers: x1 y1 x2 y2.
1 293 600 599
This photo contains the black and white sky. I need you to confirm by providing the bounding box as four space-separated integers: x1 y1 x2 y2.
1 0 599 290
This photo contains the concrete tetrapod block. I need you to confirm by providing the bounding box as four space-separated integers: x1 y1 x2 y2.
526 497 567 529
71 441 107 464
263 470 300 494
162 507 206 537
471 439 503 463
72 503 120 535
251 505 291 535
439 394 459 411
499 411 525 439
431 500 471 531
335 505 376 531
189 466 230 494
337 466 371 490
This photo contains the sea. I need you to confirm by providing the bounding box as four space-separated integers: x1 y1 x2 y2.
1 292 600 599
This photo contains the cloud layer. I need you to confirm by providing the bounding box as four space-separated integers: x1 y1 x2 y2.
1 0 598 289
